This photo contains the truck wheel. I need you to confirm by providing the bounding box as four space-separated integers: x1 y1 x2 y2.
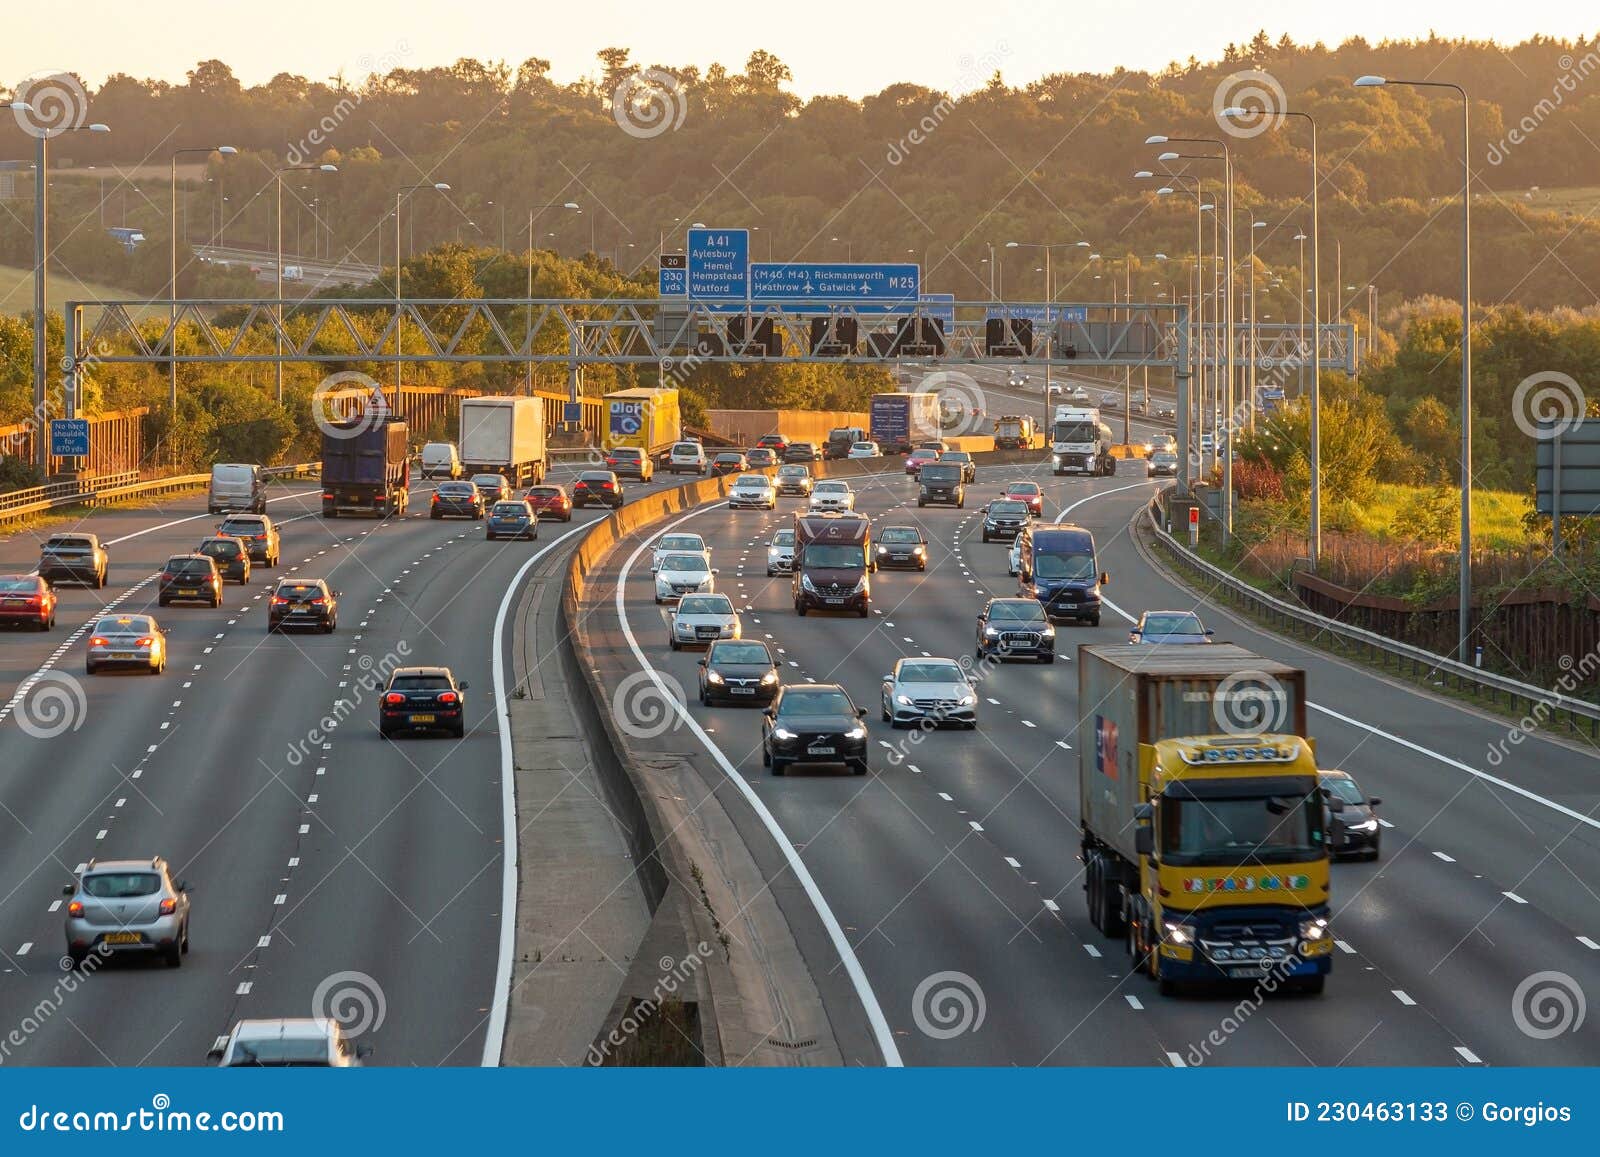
1106 456 1117 476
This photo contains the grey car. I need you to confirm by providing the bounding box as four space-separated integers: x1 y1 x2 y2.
669 593 741 650
86 613 167 675
39 533 109 588
881 658 978 728
63 857 191 967
766 529 796 575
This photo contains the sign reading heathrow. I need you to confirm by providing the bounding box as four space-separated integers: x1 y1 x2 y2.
985 305 1088 323
749 262 920 308
921 293 955 328
658 253 686 297
686 228 749 300
49 418 90 456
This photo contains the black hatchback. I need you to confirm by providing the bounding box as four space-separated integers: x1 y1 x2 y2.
698 639 781 707
760 684 869 776
572 471 624 508
431 481 484 519
268 578 339 633
380 666 469 738
196 535 251 584
158 554 223 608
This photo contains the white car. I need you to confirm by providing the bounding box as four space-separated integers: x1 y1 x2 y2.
1007 533 1023 576
651 532 708 574
766 528 796 575
1067 386 1090 402
654 552 717 603
774 464 812 496
848 441 882 459
809 480 855 512
669 593 741 650
667 441 708 475
208 1018 369 1067
880 657 979 729
728 473 777 509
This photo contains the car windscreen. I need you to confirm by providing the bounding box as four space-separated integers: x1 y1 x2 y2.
1007 483 1041 495
778 689 853 716
879 528 921 544
988 602 1045 622
672 443 700 454
1034 553 1097 581
229 1040 330 1066
988 502 1027 516
920 465 961 482
678 596 732 615
770 531 794 545
199 540 241 555
577 472 614 483
1322 777 1366 805
610 449 641 459
1142 613 1203 635
658 555 706 572
715 454 743 463
814 482 848 493
472 476 506 487
83 872 160 898
95 617 150 634
219 520 265 533
390 675 451 691
438 484 476 496
492 503 529 516
658 536 703 552
801 544 863 569
735 475 768 486
168 559 213 576
712 643 769 664
0 577 40 592
45 537 93 549
276 584 323 599
211 465 253 483
898 662 963 683
778 466 807 476
527 487 562 499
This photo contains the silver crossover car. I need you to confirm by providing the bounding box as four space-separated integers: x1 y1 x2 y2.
63 857 191 967
766 528 796 576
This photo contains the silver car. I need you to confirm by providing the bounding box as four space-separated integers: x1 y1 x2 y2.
63 857 190 967
728 473 777 509
209 1018 370 1067
880 658 979 728
1007 533 1024 577
651 532 709 574
766 528 796 575
654 552 717 603
86 613 167 675
669 593 741 650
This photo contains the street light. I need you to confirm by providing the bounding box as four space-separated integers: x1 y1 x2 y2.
1006 239 1093 434
170 145 236 414
275 164 338 402
831 235 852 261
1354 74 1472 657
1249 220 1268 432
1151 174 1211 476
392 181 450 392
520 201 580 391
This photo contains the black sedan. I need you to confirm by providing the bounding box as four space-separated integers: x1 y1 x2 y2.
975 597 1056 663
572 470 624 509
698 639 782 706
268 577 339 633
431 481 484 519
1320 769 1382 860
760 684 870 776
710 452 748 476
485 500 539 541
380 666 469 738
196 535 252 584
471 473 512 504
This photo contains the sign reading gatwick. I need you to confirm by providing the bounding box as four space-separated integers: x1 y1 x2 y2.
750 262 920 307
686 228 749 300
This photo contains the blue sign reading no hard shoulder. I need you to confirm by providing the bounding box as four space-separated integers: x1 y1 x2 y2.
50 418 90 457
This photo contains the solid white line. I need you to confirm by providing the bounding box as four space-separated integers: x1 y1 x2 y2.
1042 898 1059 911
614 504 904 1066
1004 856 1021 868
482 519 592 1068
1455 1045 1483 1064
1432 851 1456 863
1393 989 1416 1005
17 942 30 955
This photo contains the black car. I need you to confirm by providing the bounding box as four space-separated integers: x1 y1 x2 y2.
975 597 1055 663
760 684 870 776
980 500 1030 543
875 526 928 570
698 639 782 707
158 554 224 608
196 535 251 584
745 447 778 469
268 577 339 633
39 533 109 588
572 470 624 509
431 481 485 519
470 474 512 505
917 463 966 508
380 666 469 738
783 442 820 464
710 452 748 476
1320 770 1382 860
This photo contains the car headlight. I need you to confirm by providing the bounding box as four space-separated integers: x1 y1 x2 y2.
984 626 1000 637
1042 626 1056 637
1161 920 1195 945
1349 819 1379 832
844 726 867 740
705 670 724 684
772 727 797 741
851 576 869 594
760 670 778 685
895 694 913 706
913 545 926 555
1298 917 1329 941
801 575 817 592
877 546 888 554
960 692 977 706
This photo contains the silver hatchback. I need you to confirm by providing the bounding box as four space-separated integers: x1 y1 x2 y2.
63 858 191 968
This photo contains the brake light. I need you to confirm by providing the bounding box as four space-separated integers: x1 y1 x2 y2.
431 494 440 503
67 901 84 918
307 596 325 605
136 637 154 646
159 898 177 916
322 492 333 500
384 692 406 705
90 636 108 647
605 457 617 464
271 597 289 606
438 691 459 705
600 482 614 489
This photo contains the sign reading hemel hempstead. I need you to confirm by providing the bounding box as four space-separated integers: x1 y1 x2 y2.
686 228 749 300
1535 419 1600 517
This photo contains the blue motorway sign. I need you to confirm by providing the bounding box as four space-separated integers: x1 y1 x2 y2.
608 399 644 438
687 228 749 300
750 262 919 310
920 293 955 328
49 418 90 456
562 402 583 424
985 304 1089 323
658 253 686 297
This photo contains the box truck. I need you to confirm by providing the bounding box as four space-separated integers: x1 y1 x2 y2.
322 417 410 518
460 396 547 486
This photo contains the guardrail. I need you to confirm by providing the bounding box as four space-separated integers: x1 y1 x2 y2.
0 463 320 530
1141 493 1600 738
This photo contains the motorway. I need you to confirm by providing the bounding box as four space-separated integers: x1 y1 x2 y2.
586 456 1600 1066
0 464 676 1066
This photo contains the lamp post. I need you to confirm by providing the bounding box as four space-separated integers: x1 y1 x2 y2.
831 236 853 261
389 182 451 392
1006 240 1091 434
1249 220 1267 433
1146 170 1210 492
985 242 996 299
1293 232 1308 399
275 164 338 403
11 106 111 470
170 146 236 415
522 202 580 393
1355 75 1472 656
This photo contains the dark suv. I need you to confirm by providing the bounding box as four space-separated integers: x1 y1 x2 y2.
572 471 624 508
268 577 339 633
158 554 223 607
380 666 469 738
980 499 1030 543
975 597 1056 663
760 684 870 776
783 442 819 464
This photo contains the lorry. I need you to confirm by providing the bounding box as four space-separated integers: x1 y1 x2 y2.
1077 644 1332 996
870 392 942 455
1050 405 1116 476
321 416 410 518
459 396 547 486
604 387 681 454
792 512 872 618
993 414 1037 451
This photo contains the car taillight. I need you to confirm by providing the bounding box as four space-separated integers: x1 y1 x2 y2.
322 492 333 500
159 898 177 916
67 901 84 918
136 637 154 646
161 571 176 580
605 457 617 465
600 482 614 489
431 494 440 503
308 596 325 604
384 693 406 705
254 534 266 540
89 636 108 646
271 597 289 605
438 691 459 705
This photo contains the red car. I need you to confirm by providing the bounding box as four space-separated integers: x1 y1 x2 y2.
525 484 573 522
905 448 940 475
0 574 57 631
1004 480 1045 518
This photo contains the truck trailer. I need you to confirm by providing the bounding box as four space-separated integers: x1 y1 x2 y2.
993 414 1037 450
604 387 681 454
321 417 410 518
870 392 943 454
460 396 547 486
1077 644 1332 996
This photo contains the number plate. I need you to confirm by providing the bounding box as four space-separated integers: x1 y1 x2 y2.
112 652 137 660
807 746 836 756
409 714 436 724
731 688 756 696
103 932 142 944
1226 965 1270 978
179 588 198 596
825 598 845 605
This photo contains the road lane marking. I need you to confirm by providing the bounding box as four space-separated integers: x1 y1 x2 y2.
1335 940 1356 954
1166 1051 1186 1067
1503 891 1527 904
1455 1046 1482 1064
1432 851 1455 862
1084 944 1101 958
1004 857 1021 868
1125 995 1143 1010
1393 990 1416 1005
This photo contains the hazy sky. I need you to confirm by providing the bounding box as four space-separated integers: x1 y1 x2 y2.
6 1 1597 99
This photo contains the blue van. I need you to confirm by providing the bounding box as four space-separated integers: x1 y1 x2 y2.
1015 524 1108 625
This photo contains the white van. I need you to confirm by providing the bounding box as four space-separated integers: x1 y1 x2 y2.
208 463 266 514
420 442 463 480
